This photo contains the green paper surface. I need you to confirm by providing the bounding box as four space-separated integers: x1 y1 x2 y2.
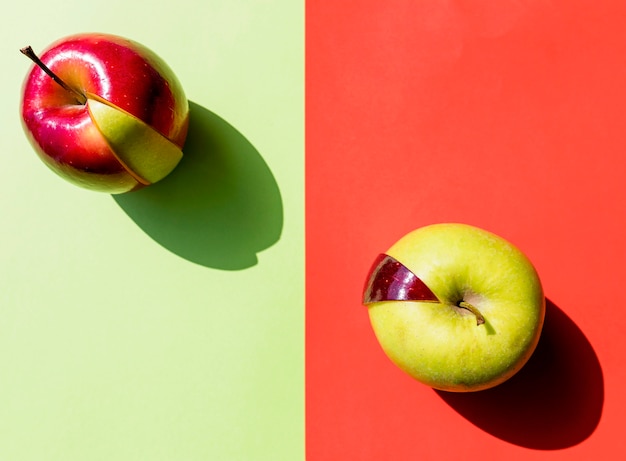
0 2 303 460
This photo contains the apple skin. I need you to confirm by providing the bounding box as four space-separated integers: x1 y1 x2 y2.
21 33 189 193
364 223 545 392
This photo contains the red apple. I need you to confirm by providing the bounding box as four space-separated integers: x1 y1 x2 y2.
363 253 440 304
20 33 189 193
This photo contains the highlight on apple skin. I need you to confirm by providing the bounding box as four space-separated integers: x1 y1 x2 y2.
363 223 545 392
20 33 189 194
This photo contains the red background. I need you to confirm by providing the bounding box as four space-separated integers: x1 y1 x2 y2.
306 1 625 459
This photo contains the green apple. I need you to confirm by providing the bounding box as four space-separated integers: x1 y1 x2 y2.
363 223 545 392
86 95 183 185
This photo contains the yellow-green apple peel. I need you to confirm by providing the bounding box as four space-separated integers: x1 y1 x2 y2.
87 96 183 185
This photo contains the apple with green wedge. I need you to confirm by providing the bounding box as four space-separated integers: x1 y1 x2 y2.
20 33 189 193
363 223 545 392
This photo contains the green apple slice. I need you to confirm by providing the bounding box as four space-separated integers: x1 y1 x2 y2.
86 95 183 185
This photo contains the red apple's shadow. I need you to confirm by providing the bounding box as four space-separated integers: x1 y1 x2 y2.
113 101 283 270
436 299 603 449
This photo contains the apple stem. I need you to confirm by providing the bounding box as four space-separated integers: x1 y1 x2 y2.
458 301 486 326
20 46 87 105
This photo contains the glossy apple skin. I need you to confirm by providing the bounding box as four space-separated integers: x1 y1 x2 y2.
365 223 545 392
363 253 439 304
21 33 189 193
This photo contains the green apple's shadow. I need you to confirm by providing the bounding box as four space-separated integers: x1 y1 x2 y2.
436 300 603 449
113 101 283 270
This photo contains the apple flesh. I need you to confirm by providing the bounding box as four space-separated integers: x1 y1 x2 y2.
363 223 545 392
20 33 189 193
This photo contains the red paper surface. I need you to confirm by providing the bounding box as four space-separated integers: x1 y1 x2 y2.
306 1 625 459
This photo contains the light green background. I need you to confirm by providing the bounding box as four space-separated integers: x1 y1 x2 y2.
0 1 303 460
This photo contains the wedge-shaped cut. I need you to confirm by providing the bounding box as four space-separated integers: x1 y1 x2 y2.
87 96 183 184
363 253 440 304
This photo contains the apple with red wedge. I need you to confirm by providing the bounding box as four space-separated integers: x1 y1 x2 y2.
20 33 189 193
363 223 545 392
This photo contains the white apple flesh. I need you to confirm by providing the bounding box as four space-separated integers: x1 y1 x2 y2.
20 34 189 193
363 223 545 392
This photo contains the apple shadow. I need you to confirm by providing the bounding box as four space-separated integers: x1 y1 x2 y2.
436 299 604 450
113 101 283 270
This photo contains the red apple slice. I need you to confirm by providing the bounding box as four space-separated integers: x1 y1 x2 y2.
86 94 183 185
363 254 440 304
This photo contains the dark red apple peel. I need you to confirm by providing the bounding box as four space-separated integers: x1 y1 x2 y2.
363 254 440 304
